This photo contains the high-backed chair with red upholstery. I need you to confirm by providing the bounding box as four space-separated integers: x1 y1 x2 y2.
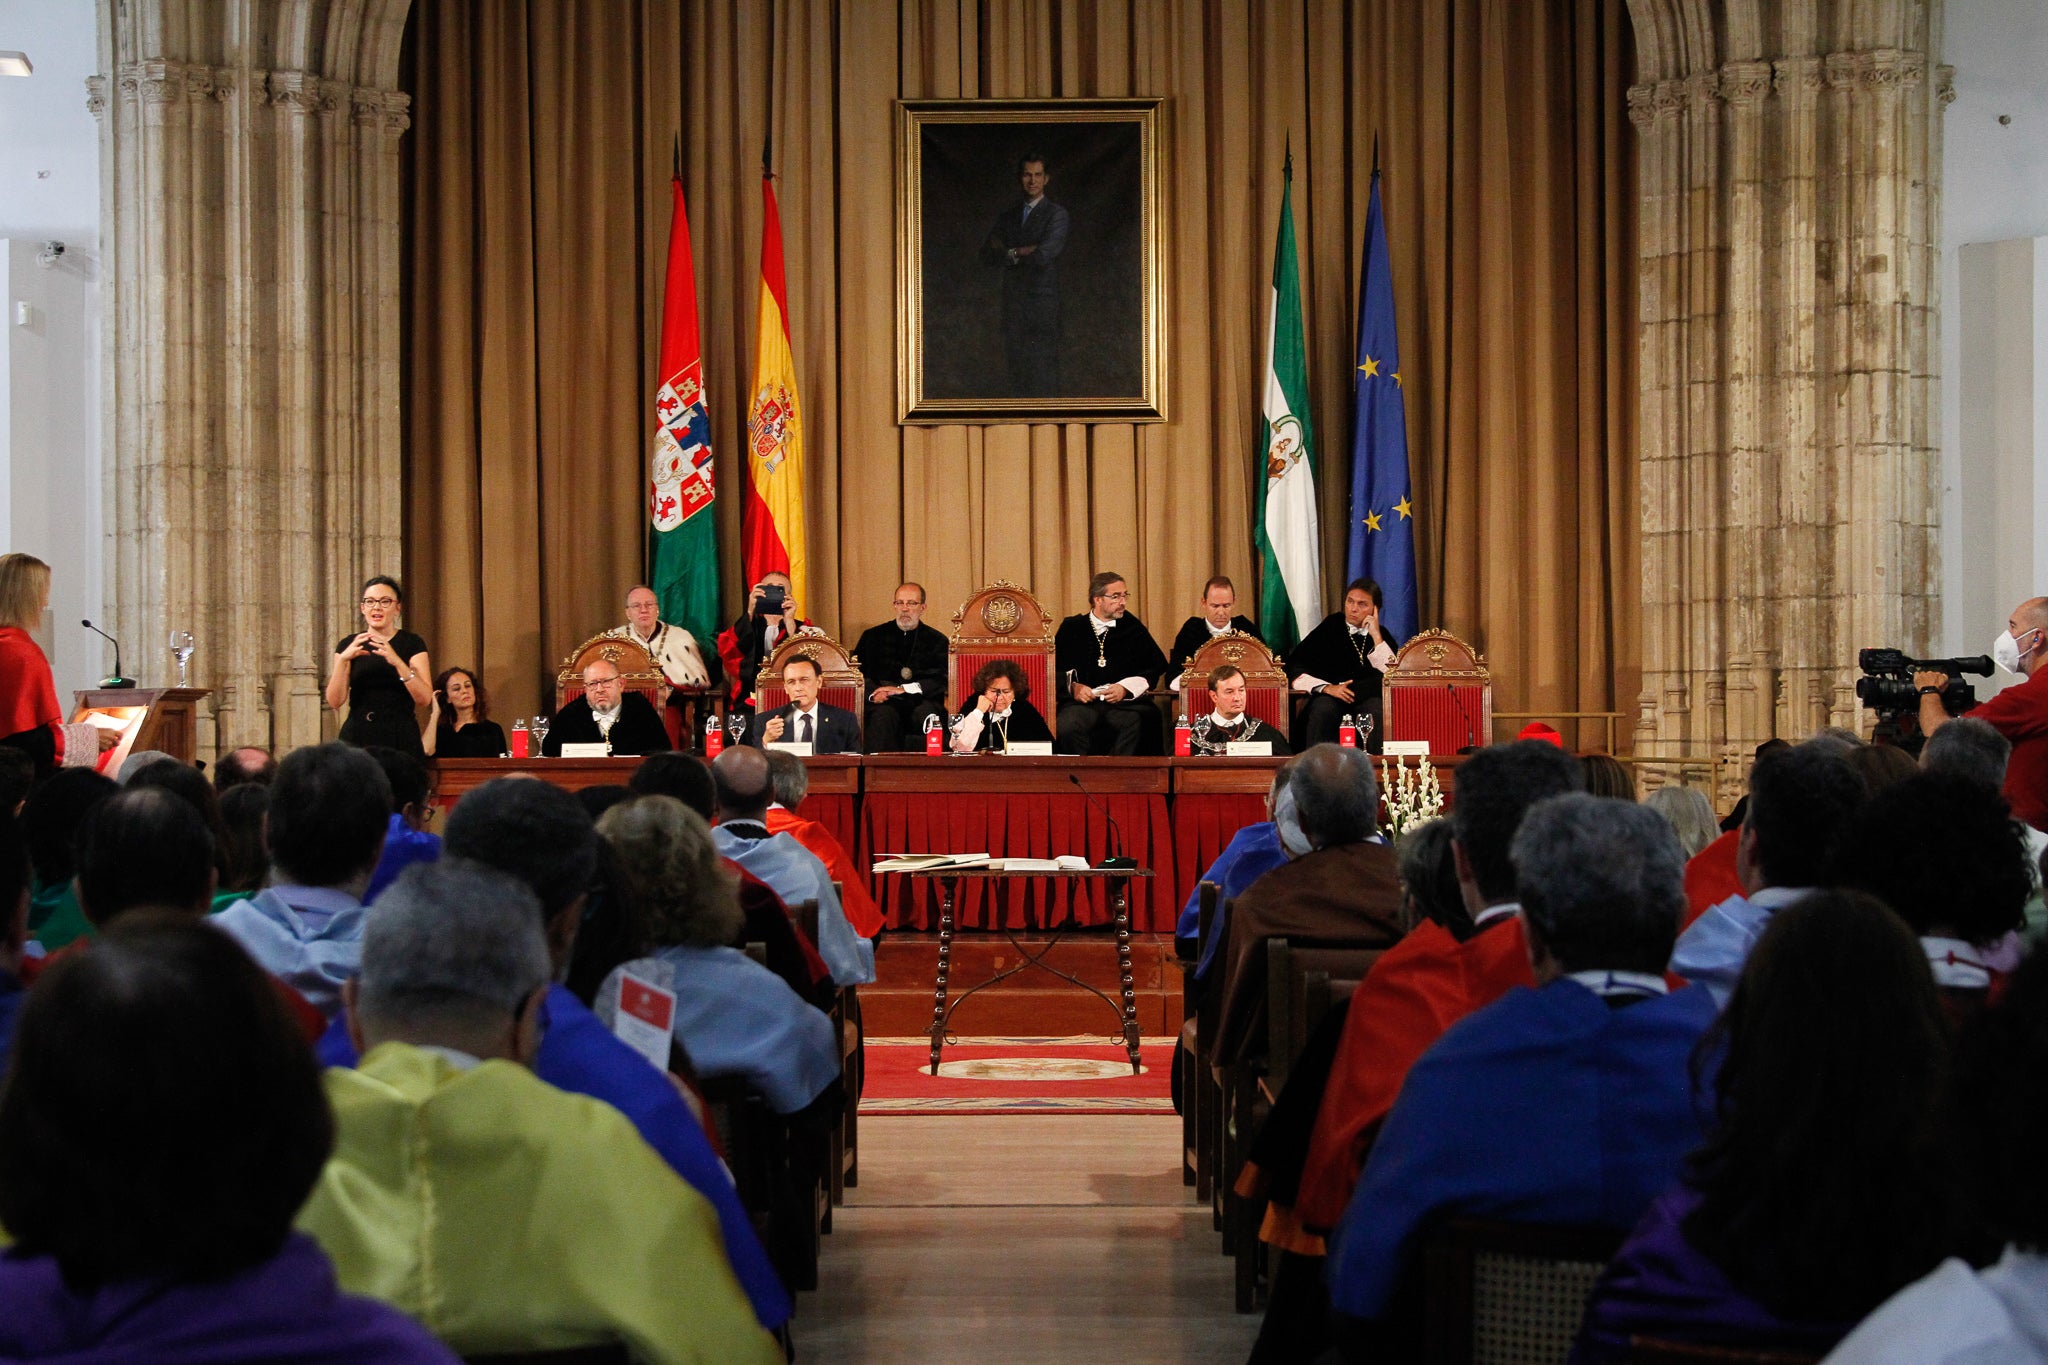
1176 632 1290 740
1384 629 1491 752
754 629 864 734
555 635 662 713
947 580 1058 713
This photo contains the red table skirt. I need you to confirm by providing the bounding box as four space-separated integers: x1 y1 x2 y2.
795 793 858 866
1170 793 1270 931
864 792 1175 931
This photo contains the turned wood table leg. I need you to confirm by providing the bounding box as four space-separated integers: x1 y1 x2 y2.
1113 876 1142 1074
928 876 957 1075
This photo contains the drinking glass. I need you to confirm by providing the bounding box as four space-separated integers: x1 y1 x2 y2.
530 714 550 752
168 630 195 687
726 714 750 749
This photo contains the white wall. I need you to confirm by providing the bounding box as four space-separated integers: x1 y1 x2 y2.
0 0 103 701
1940 0 2048 674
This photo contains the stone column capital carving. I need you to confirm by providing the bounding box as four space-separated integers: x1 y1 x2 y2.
86 74 107 119
1773 56 1825 95
1627 79 1693 128
1718 61 1773 107
267 70 345 115
1937 64 1957 106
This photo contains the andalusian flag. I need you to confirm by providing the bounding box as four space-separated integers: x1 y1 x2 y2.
743 162 808 606
1253 149 1322 652
648 174 720 647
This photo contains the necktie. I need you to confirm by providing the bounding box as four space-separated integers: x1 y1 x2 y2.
800 713 813 744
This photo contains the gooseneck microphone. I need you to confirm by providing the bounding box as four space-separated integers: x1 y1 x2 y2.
1067 771 1139 870
81 619 135 689
1445 682 1478 754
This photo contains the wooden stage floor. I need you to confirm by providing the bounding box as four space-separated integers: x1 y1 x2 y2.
865 931 1186 1039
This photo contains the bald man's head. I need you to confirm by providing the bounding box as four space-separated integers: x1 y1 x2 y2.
711 746 772 822
2016 597 2048 635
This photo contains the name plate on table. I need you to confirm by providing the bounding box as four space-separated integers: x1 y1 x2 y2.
766 741 816 756
1000 741 1055 756
559 742 610 758
1383 740 1431 757
1225 740 1275 756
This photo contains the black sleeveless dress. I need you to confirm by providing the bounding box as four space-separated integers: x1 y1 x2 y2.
335 629 427 757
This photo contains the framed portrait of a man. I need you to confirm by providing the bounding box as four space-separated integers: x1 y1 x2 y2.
896 98 1167 424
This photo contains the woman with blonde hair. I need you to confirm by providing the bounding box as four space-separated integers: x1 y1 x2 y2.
0 554 117 779
592 795 840 1115
1645 785 1720 860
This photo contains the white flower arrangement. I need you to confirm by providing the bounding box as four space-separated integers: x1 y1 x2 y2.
1379 751 1445 840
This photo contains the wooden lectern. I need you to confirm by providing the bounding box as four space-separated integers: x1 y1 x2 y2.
72 688 211 770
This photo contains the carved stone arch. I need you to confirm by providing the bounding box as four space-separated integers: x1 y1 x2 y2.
1623 0 1719 83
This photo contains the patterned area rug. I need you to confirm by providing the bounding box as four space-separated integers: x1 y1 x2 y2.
861 1036 1176 1114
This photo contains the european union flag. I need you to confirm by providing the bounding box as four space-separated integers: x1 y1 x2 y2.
1345 171 1418 641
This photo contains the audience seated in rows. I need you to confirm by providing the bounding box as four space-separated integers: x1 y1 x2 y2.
1829 772 2031 1021
361 746 441 903
0 914 457 1363
615 752 833 1005
1295 740 1583 1236
302 859 780 1364
709 746 873 987
216 781 271 898
1827 941 2048 1363
593 794 841 1117
1177 760 1292 991
1921 716 2048 943
120 756 239 910
763 748 885 937
1668 740 1868 1006
1685 738 1793 921
20 766 114 953
313 775 790 1333
211 744 277 790
1645 784 1718 859
1213 744 1405 1067
1575 891 1962 1361
213 743 390 1017
1327 794 1716 1346
0 814 28 1062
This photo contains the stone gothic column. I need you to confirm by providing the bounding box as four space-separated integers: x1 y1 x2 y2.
90 1 411 761
1625 0 1948 800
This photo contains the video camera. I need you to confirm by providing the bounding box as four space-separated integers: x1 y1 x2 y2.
1855 648 1991 728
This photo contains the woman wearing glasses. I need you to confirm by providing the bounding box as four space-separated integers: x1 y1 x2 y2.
325 575 433 756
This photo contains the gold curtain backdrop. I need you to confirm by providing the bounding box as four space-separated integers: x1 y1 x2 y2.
403 0 1638 741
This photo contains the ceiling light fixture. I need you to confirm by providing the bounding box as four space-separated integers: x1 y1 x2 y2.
0 52 33 77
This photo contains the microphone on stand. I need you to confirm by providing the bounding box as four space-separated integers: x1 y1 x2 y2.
81 619 135 688
1067 771 1138 870
1445 682 1478 754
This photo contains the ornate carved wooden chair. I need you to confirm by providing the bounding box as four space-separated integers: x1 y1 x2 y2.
1384 629 1492 752
754 629 865 735
947 580 1059 713
554 634 662 712
1176 631 1291 740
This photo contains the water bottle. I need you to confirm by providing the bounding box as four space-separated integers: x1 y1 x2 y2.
1338 713 1358 749
705 713 725 757
1173 717 1192 756
510 718 530 758
923 713 944 755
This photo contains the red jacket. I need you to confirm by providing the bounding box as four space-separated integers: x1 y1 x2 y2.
1968 667 2048 831
1294 913 1534 1233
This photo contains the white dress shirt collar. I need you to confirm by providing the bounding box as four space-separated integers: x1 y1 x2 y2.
1566 969 1670 1000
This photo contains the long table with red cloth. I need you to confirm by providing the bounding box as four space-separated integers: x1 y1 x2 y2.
432 755 861 858
433 753 1462 934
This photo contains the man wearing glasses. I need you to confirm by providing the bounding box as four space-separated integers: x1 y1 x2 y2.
1053 571 1168 756
852 583 950 752
543 661 672 757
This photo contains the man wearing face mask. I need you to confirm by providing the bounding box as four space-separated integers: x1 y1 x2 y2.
1918 597 2048 831
1212 744 1406 1069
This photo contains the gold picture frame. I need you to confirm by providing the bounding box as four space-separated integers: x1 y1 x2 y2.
896 98 1168 424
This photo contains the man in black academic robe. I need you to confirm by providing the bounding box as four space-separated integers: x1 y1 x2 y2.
544 662 672 757
1189 665 1291 756
1169 575 1263 692
1286 577 1403 752
1053 571 1170 756
853 583 951 752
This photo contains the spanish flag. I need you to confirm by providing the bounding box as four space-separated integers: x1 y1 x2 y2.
743 164 807 607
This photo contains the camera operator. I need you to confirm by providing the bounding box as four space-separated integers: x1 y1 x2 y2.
715 571 812 714
1918 596 2048 831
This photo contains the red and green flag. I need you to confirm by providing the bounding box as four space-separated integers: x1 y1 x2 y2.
648 174 720 646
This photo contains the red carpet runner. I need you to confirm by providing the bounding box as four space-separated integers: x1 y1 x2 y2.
860 1037 1175 1115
